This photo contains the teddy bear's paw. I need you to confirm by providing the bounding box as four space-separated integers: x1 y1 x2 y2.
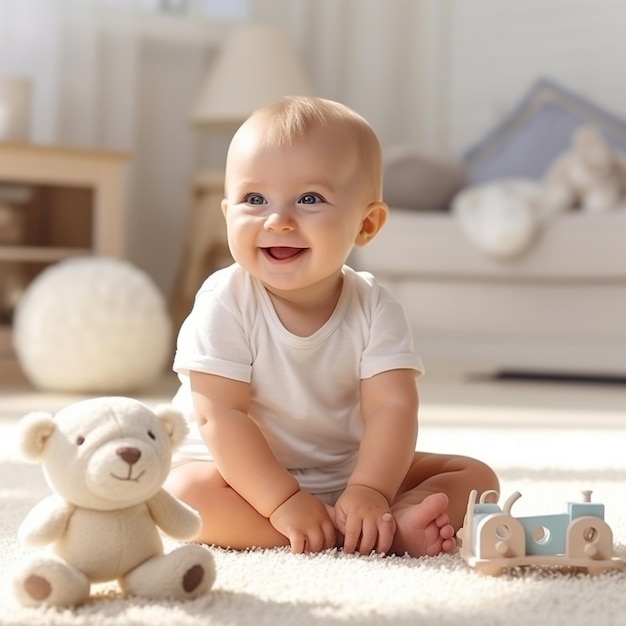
183 564 206 593
24 574 52 601
120 545 216 600
181 546 217 597
13 556 90 607
174 546 217 598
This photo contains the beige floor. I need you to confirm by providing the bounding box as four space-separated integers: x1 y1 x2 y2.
418 363 626 428
417 363 626 479
1 364 625 475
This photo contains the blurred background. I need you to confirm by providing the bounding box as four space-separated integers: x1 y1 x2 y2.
1 0 626 382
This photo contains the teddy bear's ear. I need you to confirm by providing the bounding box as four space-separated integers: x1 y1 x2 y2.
17 411 56 462
153 404 189 450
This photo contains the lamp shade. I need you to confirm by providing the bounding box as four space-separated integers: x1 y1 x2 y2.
191 23 315 127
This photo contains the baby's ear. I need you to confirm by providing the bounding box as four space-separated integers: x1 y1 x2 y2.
355 202 388 247
153 404 189 450
18 411 56 462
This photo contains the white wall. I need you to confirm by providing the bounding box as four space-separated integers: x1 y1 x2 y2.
440 0 626 155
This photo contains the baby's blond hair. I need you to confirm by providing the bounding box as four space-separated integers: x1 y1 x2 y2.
230 96 384 201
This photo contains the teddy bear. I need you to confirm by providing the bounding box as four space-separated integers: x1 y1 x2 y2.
12 396 216 607
542 126 626 214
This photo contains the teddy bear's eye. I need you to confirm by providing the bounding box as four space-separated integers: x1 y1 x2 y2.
76 436 85 446
147 431 156 441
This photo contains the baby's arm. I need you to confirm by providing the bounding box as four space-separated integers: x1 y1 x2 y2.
190 371 335 552
336 368 418 554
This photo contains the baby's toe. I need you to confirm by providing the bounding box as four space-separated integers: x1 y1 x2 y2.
435 512 450 528
442 537 457 552
440 524 455 540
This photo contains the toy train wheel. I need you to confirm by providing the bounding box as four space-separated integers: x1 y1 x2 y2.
478 564 504 577
475 514 526 560
566 516 613 561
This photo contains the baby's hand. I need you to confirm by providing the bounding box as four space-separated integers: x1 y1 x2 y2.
335 484 396 555
269 490 337 554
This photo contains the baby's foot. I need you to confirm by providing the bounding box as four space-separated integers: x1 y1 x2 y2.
391 493 456 557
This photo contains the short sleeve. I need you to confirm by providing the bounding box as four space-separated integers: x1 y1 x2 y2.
360 289 424 380
173 274 252 383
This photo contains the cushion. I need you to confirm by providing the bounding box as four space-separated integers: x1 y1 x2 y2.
464 78 626 184
383 146 466 212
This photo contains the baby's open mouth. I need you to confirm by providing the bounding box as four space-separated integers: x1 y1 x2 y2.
263 247 307 260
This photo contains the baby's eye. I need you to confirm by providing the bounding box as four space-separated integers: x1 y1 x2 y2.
244 193 266 205
298 193 323 205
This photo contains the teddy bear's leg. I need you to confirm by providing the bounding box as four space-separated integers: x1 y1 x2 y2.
12 554 90 607
583 183 621 212
120 545 216 600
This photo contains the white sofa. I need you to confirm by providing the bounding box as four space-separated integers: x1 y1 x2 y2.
355 209 626 378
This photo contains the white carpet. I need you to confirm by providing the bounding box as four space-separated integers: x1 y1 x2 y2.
1 382 626 626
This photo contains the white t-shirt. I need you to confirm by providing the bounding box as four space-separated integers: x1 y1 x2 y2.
172 263 423 493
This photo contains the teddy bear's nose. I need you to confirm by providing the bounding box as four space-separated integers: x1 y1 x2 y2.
117 446 141 466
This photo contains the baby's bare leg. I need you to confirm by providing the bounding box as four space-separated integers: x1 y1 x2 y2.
390 452 499 557
165 461 290 550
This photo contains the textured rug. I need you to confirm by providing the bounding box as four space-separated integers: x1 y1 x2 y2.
1 399 626 626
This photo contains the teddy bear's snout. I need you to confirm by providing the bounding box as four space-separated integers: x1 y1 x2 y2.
116 446 141 466
110 445 148 484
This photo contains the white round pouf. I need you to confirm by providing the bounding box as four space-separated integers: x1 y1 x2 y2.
13 257 172 393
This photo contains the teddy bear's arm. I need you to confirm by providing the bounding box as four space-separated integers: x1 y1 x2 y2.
147 488 202 540
18 494 74 547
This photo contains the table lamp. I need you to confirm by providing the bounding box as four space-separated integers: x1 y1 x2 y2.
190 23 315 128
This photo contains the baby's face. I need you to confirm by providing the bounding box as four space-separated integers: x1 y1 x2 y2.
222 122 377 301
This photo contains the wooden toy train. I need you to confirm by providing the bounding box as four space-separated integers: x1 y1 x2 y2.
458 489 625 576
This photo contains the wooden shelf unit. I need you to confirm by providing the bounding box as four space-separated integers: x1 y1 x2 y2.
0 142 130 379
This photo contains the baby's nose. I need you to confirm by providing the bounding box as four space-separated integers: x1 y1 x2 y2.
116 446 141 465
265 209 296 232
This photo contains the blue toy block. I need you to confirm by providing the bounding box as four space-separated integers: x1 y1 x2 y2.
474 503 501 515
519 514 569 555
569 501 604 520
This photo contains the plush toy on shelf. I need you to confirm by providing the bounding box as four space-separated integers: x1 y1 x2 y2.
542 126 626 214
12 396 216 607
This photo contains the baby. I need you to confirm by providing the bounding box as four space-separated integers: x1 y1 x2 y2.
166 96 499 556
